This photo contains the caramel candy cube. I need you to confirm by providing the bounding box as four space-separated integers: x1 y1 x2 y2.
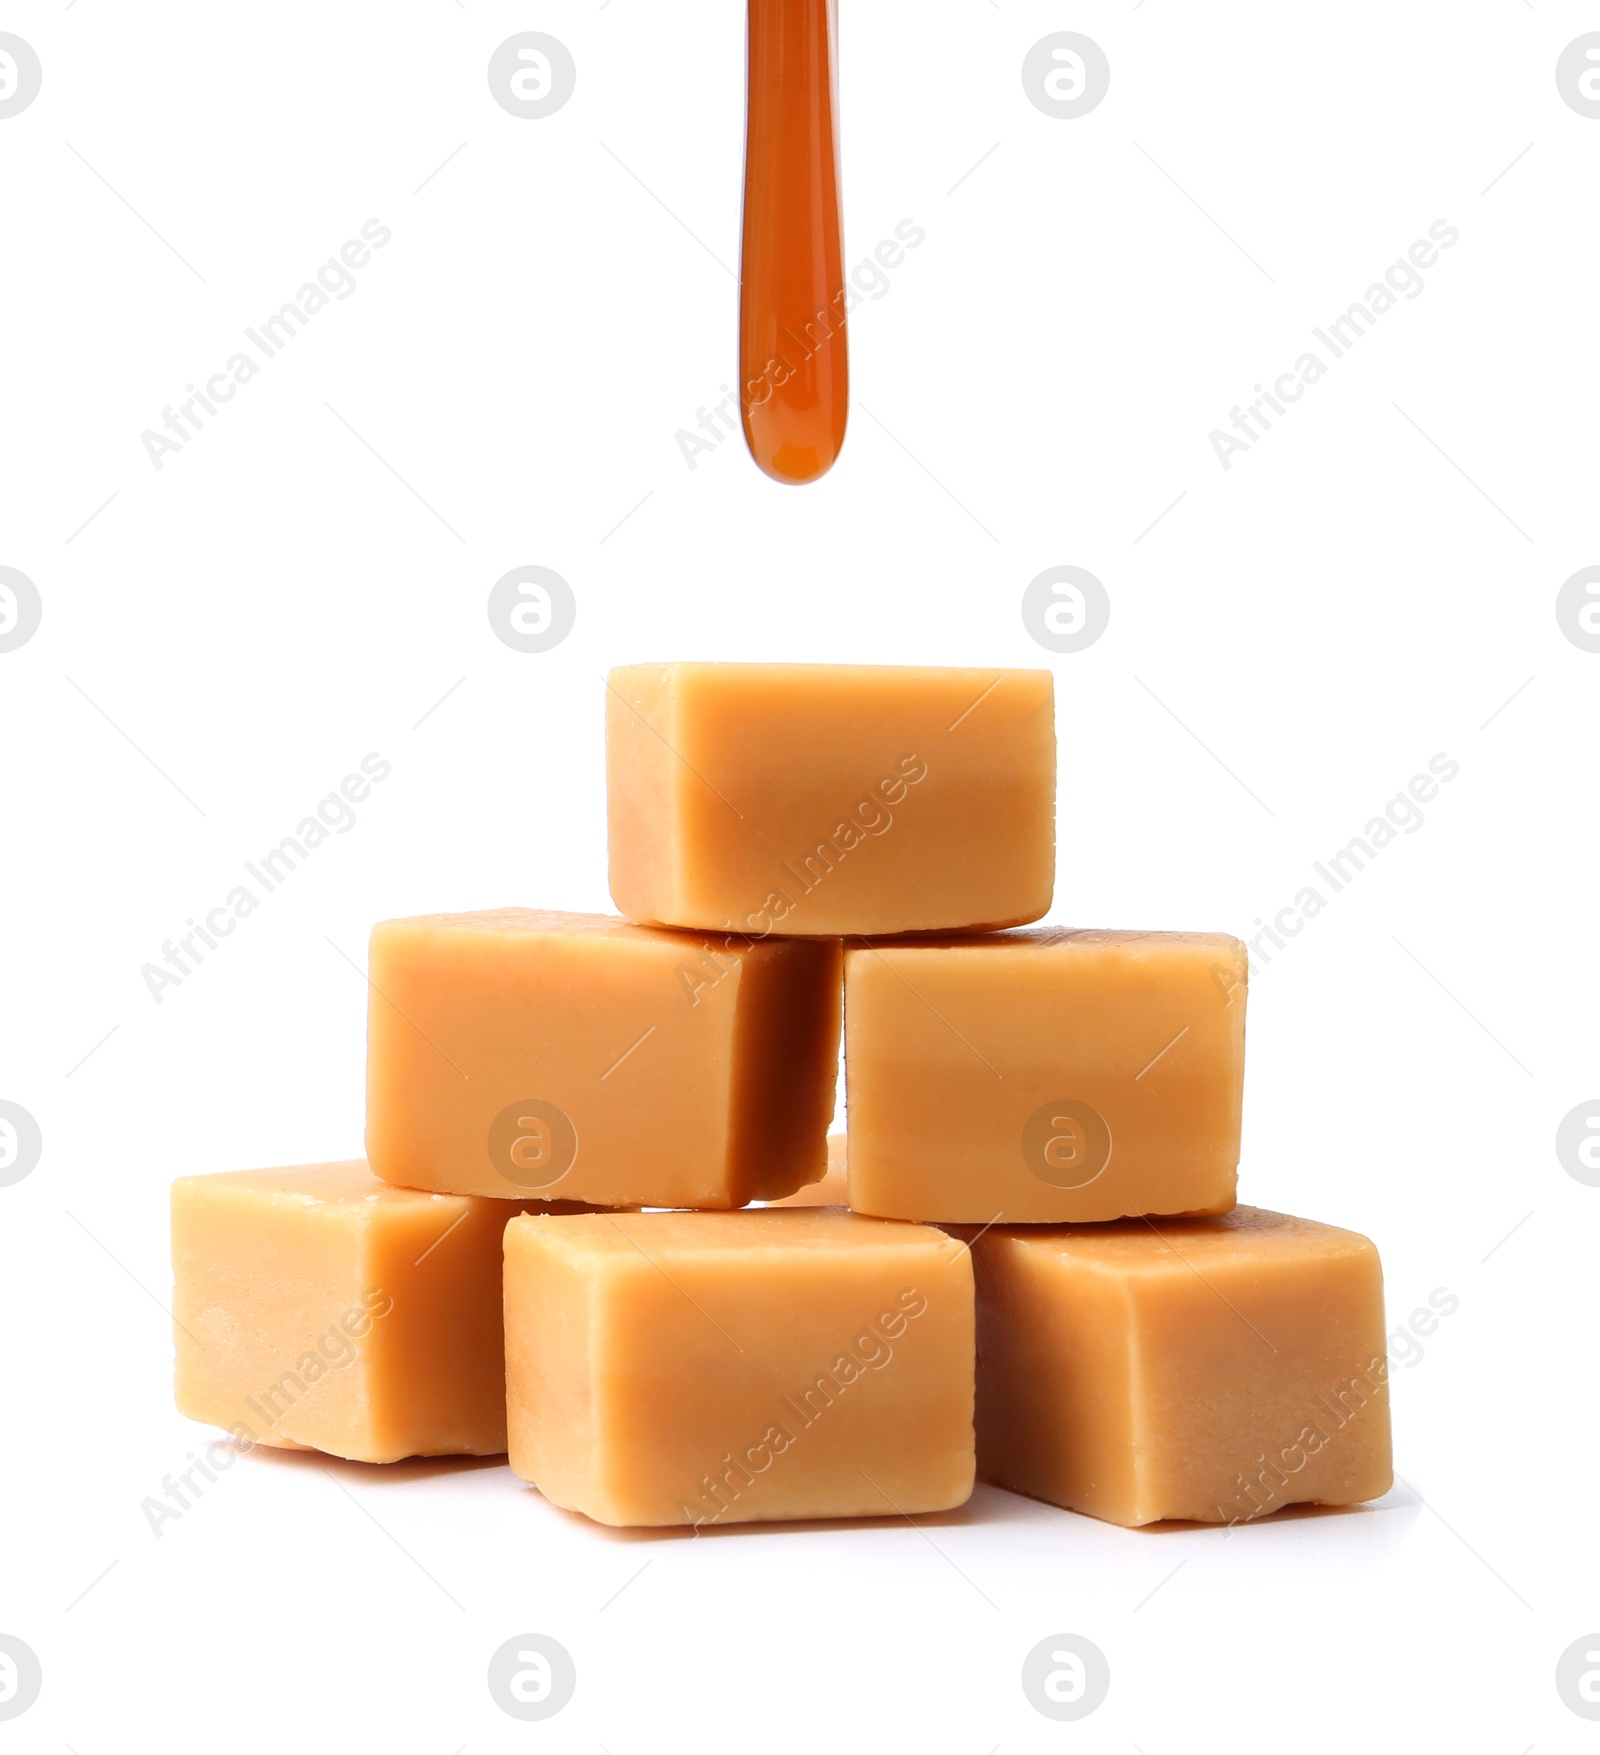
845 927 1247 1222
606 662 1055 936
171 1161 582 1463
504 1209 975 1527
964 1207 1393 1526
365 909 840 1206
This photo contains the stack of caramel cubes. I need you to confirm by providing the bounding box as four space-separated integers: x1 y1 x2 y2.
171 664 1393 1530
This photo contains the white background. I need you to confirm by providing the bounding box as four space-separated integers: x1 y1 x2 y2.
3 1 1597 1748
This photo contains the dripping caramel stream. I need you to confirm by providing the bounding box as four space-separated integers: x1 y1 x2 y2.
740 0 847 485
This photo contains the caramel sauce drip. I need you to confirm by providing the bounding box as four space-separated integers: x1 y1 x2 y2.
740 0 847 484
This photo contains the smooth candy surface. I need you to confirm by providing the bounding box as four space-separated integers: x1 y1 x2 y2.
505 1208 975 1527
366 909 840 1206
845 927 1247 1222
606 662 1056 936
171 1161 582 1463
960 1206 1393 1526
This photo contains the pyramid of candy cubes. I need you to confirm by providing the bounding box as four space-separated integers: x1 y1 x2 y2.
170 664 1393 1529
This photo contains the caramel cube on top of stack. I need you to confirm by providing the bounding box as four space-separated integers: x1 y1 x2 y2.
606 662 1056 936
